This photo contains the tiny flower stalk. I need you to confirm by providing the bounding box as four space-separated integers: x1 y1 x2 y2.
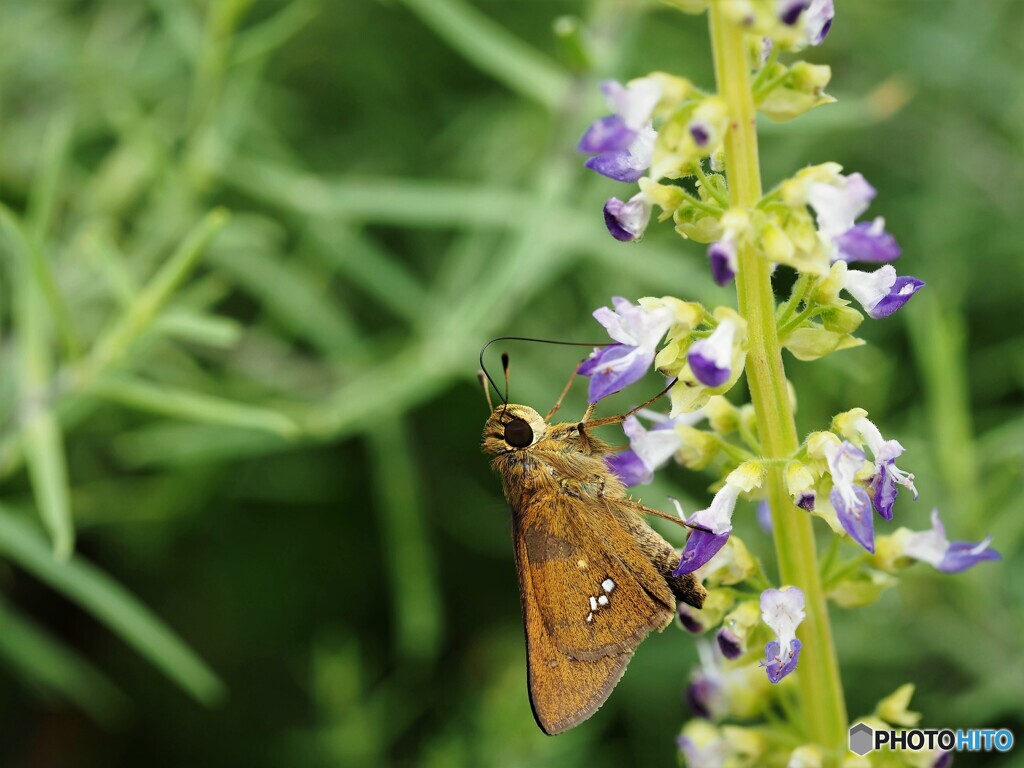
708 0 848 755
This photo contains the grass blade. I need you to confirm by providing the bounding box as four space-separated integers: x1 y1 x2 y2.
400 0 569 110
90 375 299 438
85 208 229 376
0 510 226 706
0 599 128 724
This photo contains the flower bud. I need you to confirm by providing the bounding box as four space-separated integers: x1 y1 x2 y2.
876 684 921 728
759 62 835 122
785 461 817 510
637 177 685 218
783 326 864 361
674 205 724 243
717 600 761 658
676 426 719 470
705 395 739 434
820 305 864 334
827 568 897 608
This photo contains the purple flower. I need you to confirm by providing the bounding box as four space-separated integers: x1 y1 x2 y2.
579 79 661 182
850 415 918 520
606 409 707 487
760 587 805 683
577 297 673 403
933 752 954 768
826 441 875 552
762 639 803 684
902 510 1001 574
808 172 875 237
603 192 652 241
687 318 738 387
807 171 901 264
685 675 718 719
843 265 925 319
834 217 902 263
756 500 773 534
674 464 763 575
677 602 705 633
778 0 811 25
716 628 743 660
689 121 711 147
708 238 737 286
676 530 731 576
604 450 649 487
804 0 834 46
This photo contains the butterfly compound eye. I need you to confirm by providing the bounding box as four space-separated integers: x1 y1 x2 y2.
503 418 534 448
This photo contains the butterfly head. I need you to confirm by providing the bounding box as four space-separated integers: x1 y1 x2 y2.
481 404 547 454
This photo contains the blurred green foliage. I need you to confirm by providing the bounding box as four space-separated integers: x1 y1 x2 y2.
0 0 1020 766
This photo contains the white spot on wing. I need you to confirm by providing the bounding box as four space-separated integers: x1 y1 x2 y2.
589 596 598 611
598 594 609 606
602 578 615 593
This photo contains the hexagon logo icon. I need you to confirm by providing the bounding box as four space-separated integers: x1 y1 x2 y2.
849 722 874 756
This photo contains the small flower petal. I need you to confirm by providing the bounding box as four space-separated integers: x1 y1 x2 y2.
603 192 652 242
677 602 705 633
807 172 876 240
686 675 719 719
716 628 743 660
760 586 805 652
760 587 805 684
804 0 834 45
833 217 901 263
577 114 635 154
583 124 656 182
777 0 811 25
605 449 652 487
843 265 924 320
761 639 802 683
688 319 737 387
577 344 651 402
866 275 925 319
902 510 1001 574
675 530 731 575
826 441 874 551
708 239 738 286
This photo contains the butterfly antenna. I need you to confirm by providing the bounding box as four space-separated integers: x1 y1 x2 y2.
477 371 494 411
501 353 511 416
478 336 609 408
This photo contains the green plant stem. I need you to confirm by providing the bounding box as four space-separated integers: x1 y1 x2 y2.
708 3 848 756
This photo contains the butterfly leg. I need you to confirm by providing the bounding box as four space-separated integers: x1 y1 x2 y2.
545 370 578 421
585 379 677 428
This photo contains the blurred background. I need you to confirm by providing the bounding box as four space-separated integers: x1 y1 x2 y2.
0 0 1021 766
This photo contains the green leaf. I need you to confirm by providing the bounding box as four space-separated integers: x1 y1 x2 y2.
0 510 226 706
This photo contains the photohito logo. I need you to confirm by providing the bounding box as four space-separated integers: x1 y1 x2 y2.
849 721 1014 757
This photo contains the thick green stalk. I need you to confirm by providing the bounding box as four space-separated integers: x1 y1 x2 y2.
708 3 848 754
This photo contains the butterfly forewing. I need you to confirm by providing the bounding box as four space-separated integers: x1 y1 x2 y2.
515 490 675 732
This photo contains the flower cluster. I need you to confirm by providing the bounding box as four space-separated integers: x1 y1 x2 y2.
566 1 999 765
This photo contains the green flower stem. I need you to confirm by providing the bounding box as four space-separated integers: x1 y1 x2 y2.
708 2 848 756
